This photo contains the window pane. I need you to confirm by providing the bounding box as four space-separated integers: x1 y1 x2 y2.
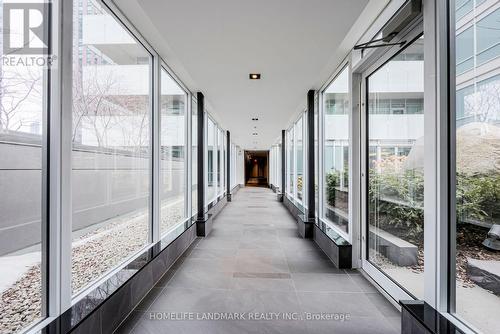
0 5 48 332
323 66 349 234
207 118 216 202
296 117 304 202
456 27 474 74
160 69 186 235
476 8 500 65
217 128 222 195
287 128 294 194
454 1 500 331
71 0 151 295
192 98 198 215
367 36 424 298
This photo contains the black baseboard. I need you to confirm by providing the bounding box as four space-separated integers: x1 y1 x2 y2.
313 221 352 269
196 214 213 237
297 214 314 239
400 301 465 334
42 222 197 334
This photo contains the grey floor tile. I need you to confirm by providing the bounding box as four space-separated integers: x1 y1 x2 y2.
287 258 344 274
305 316 399 334
297 291 385 318
232 276 295 292
291 273 362 293
226 289 302 314
119 187 400 334
148 287 230 313
365 293 400 318
187 248 236 259
177 257 236 273
349 274 380 293
167 270 233 290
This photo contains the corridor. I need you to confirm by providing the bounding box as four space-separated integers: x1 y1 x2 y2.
116 187 400 334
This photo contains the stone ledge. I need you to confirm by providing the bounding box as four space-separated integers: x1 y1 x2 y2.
467 258 500 296
297 214 314 239
368 227 418 266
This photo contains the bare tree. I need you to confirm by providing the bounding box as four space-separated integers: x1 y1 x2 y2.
72 66 121 147
0 66 42 133
464 80 500 124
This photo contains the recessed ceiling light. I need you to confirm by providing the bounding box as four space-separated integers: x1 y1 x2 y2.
249 73 261 80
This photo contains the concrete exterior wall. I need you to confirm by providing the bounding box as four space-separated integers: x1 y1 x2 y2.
0 141 186 255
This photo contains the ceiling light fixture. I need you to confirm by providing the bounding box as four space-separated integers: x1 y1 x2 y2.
249 73 261 80
251 117 259 121
252 133 258 136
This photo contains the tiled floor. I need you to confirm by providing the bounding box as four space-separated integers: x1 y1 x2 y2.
115 187 401 334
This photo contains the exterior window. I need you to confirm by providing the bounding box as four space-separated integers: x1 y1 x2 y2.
453 2 500 331
160 69 187 235
207 117 216 203
192 98 198 215
476 8 500 65
287 127 294 195
71 0 151 295
295 117 304 202
323 66 349 234
367 36 424 299
456 27 474 74
0 4 48 332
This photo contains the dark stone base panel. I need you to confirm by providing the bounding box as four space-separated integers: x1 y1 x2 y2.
283 195 301 218
297 214 314 239
211 196 227 218
400 300 465 334
48 223 198 334
196 214 214 237
313 224 352 269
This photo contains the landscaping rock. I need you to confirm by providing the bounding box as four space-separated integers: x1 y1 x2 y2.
467 258 500 296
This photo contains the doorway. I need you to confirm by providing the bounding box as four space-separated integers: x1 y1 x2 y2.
359 23 424 302
244 151 269 187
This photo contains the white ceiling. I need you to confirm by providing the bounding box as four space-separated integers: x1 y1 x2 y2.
114 0 388 149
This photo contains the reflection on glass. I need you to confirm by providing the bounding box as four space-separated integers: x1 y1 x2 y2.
207 118 216 202
160 69 186 235
0 6 46 332
296 117 304 202
71 0 151 295
323 66 349 234
287 128 294 194
367 36 424 298
192 98 198 215
453 1 500 332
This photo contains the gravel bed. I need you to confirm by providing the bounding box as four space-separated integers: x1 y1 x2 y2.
0 201 184 334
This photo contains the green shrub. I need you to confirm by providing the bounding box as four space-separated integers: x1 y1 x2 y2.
326 171 340 206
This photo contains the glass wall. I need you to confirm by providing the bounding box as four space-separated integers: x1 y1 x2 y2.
322 66 349 234
71 0 151 295
207 117 216 203
192 97 198 215
216 128 221 196
367 36 425 299
160 68 187 235
286 127 294 195
295 116 304 202
453 1 500 332
0 3 48 331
